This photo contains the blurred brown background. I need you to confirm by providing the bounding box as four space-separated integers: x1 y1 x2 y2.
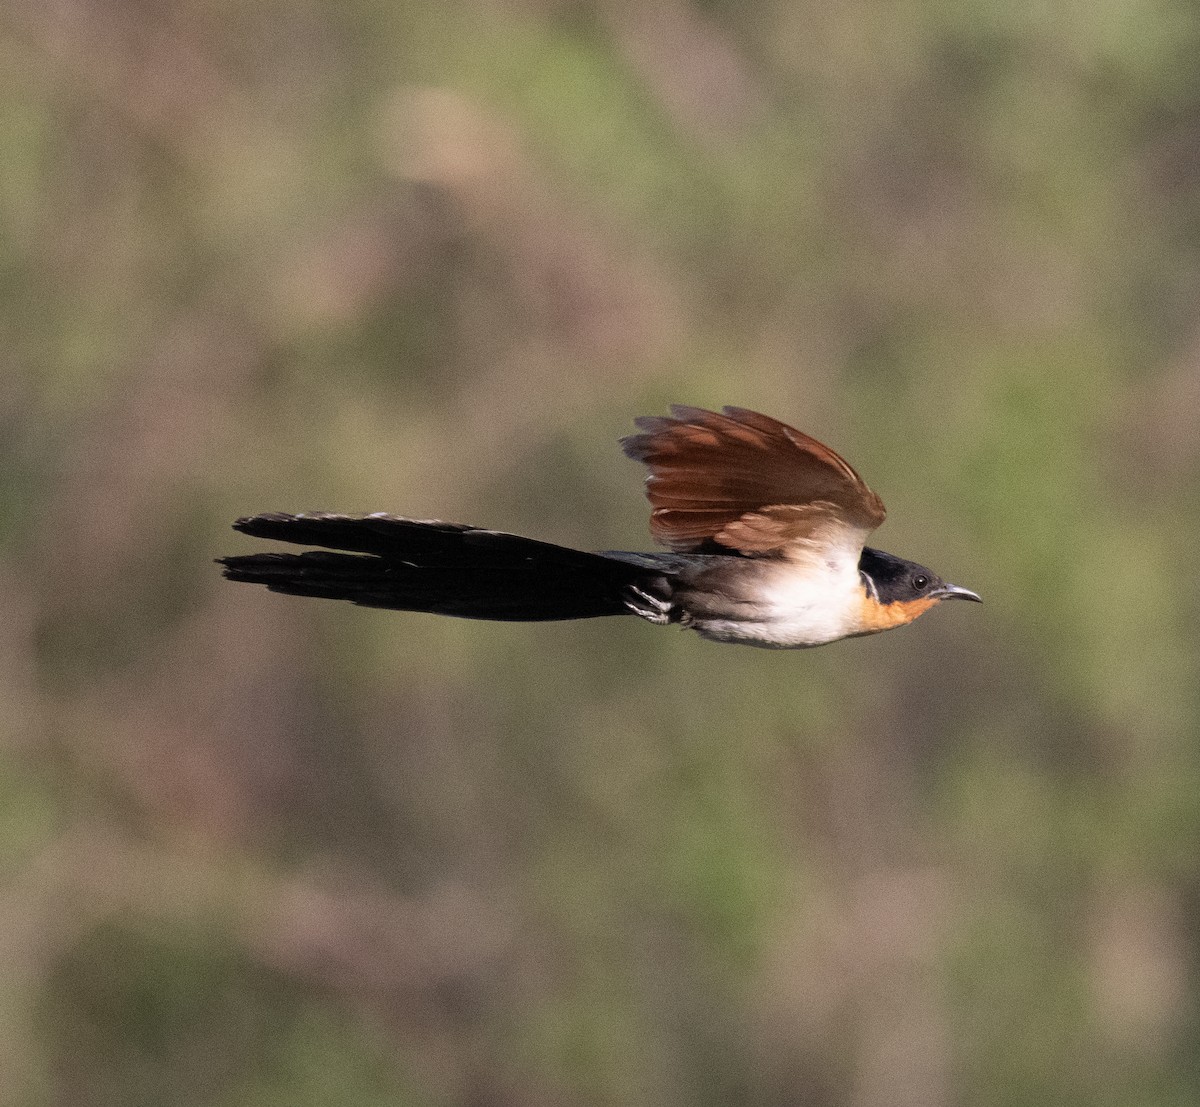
5 1 1200 1104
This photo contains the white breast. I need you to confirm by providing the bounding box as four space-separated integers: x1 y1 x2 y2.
680 552 868 649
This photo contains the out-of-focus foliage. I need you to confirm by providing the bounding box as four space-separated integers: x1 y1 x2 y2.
5 1 1200 1104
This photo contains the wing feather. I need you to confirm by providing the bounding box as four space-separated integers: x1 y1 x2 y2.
620 406 886 556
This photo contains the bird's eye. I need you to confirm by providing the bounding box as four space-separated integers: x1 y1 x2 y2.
912 574 929 590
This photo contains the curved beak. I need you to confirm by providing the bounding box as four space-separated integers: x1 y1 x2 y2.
934 583 982 603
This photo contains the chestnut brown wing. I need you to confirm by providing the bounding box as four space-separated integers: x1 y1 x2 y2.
620 405 886 556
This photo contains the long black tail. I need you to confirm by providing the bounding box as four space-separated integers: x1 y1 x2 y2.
218 513 675 622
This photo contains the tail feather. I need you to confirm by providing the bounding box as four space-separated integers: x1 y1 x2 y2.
219 513 674 622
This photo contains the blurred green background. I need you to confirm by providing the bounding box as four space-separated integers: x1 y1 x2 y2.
5 0 1200 1104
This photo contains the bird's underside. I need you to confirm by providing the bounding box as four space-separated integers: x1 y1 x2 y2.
219 406 980 648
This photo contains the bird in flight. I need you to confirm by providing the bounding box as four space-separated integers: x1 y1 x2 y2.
220 405 980 648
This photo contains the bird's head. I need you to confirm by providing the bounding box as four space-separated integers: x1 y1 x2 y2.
857 546 981 631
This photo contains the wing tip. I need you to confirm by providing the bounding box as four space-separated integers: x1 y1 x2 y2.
619 432 653 462
667 403 714 423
